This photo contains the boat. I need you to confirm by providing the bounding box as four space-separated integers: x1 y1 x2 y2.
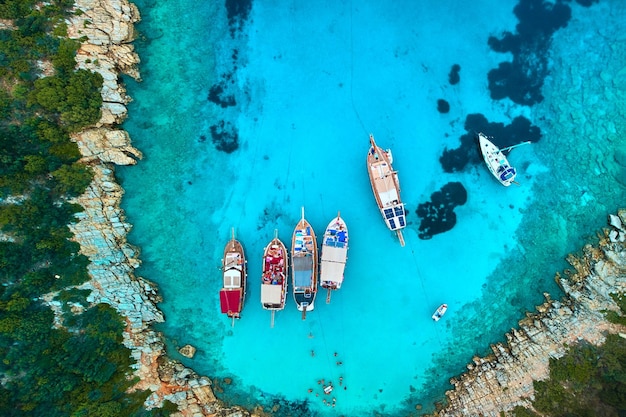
432 303 448 321
219 228 247 326
261 230 288 328
477 132 518 186
367 134 406 246
319 212 349 304
291 207 318 319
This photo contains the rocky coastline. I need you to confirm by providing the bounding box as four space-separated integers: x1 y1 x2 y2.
65 1 626 417
427 212 626 417
66 1 248 416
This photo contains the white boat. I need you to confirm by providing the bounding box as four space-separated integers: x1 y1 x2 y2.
367 134 406 246
319 212 349 304
432 303 448 321
477 132 518 186
291 207 317 319
261 230 288 328
219 228 247 326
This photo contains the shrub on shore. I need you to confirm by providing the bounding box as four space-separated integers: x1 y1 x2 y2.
0 2 169 416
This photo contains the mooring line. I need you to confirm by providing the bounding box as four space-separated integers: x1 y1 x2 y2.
349 0 368 136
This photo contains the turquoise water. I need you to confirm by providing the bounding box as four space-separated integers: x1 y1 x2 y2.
117 1 625 415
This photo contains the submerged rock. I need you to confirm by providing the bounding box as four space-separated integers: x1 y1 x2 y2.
437 99 450 114
415 182 467 239
448 64 460 85
179 344 197 359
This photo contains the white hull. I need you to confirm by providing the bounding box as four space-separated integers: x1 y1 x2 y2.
320 215 349 294
478 133 517 186
432 304 448 321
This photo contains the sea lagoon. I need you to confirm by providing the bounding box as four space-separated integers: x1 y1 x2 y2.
117 0 625 415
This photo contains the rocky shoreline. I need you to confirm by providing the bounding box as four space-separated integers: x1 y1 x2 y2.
65 1 625 417
66 1 247 416
428 212 626 417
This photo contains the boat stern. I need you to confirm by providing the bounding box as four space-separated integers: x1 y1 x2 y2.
382 203 406 231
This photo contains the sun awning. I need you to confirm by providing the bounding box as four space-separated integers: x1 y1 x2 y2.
219 289 242 314
261 284 282 304
293 256 312 287
321 259 345 283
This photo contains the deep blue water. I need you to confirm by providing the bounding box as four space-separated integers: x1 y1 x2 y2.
117 0 625 415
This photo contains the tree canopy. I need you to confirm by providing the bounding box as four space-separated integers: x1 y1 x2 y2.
0 3 173 416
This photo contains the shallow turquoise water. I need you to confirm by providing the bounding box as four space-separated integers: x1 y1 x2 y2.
118 1 625 415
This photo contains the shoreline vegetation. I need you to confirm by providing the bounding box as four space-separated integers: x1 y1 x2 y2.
0 0 624 416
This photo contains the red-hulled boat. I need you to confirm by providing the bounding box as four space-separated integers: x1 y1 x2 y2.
219 228 247 326
261 229 288 327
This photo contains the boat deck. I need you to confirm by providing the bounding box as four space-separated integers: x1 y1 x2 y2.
320 218 348 289
367 136 407 235
369 161 400 207
478 133 517 186
261 241 286 309
292 216 317 313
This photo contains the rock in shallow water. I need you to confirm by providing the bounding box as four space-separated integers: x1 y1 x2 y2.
179 344 197 359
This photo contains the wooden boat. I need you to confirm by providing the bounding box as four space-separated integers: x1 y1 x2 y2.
477 132 518 186
291 207 318 319
219 228 246 326
319 212 349 304
432 303 448 321
261 230 288 328
367 134 406 246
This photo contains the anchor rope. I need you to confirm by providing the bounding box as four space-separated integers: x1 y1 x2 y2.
405 236 445 342
349 0 368 136
312 308 337 382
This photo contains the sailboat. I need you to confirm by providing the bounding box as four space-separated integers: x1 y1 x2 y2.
477 132 518 186
319 212 349 304
261 230 288 328
367 134 406 246
219 228 247 326
291 207 318 319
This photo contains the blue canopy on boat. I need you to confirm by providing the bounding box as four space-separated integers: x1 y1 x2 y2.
294 256 312 287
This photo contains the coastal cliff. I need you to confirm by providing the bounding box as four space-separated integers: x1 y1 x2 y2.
65 1 626 417
66 1 247 416
430 213 626 417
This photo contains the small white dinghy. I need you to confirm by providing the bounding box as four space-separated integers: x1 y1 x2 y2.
432 303 448 321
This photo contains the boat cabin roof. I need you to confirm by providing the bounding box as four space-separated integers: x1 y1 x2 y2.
294 256 313 287
261 284 283 304
320 258 345 283
223 269 241 288
224 252 241 268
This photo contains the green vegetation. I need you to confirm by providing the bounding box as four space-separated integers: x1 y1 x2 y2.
606 293 626 326
0 2 171 416
512 334 626 417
